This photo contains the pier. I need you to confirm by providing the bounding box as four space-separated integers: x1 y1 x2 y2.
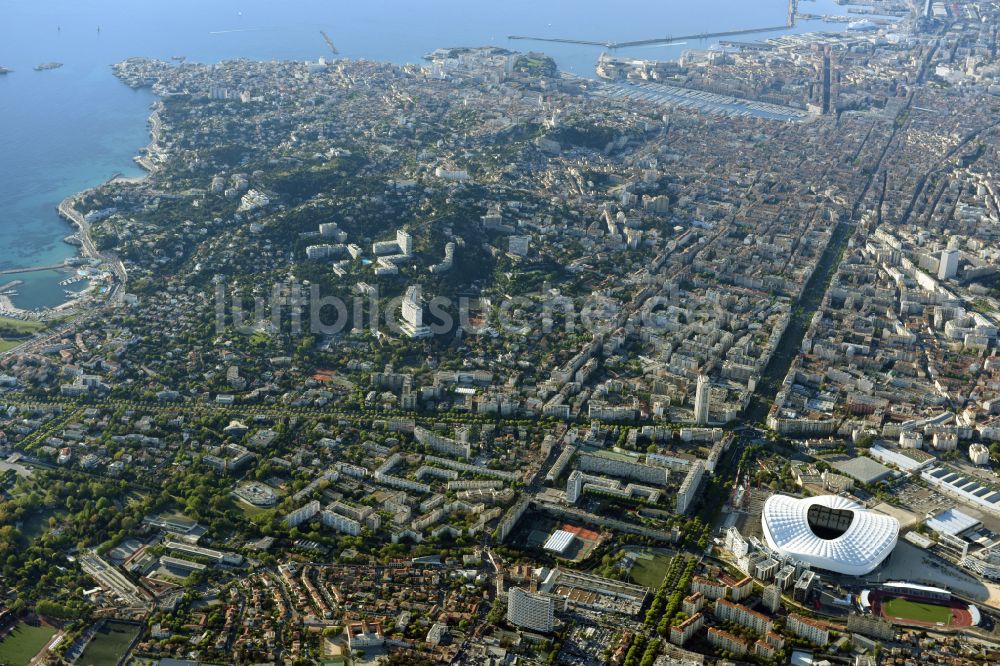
0 263 67 276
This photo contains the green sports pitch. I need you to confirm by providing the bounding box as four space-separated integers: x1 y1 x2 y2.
881 596 953 625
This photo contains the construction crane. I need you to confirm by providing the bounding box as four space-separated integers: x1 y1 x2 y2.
320 30 339 56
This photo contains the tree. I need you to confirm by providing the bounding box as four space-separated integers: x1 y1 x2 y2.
35 599 78 620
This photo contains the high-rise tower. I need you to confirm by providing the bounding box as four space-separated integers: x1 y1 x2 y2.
695 374 711 425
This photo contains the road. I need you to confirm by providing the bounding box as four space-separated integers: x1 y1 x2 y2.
57 195 128 296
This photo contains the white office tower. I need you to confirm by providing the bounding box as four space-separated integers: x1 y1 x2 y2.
938 248 959 280
397 229 413 256
694 374 711 425
400 285 432 339
507 587 556 633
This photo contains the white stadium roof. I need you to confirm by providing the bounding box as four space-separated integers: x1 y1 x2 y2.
761 494 899 576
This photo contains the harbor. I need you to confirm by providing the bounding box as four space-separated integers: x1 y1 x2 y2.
0 268 93 317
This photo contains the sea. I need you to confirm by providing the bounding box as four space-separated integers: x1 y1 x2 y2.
0 0 878 309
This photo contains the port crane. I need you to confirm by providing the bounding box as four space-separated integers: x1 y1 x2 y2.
320 30 339 55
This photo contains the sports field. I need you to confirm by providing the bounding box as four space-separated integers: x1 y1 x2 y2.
0 622 57 666
0 317 44 354
881 596 953 625
77 621 139 665
629 553 674 588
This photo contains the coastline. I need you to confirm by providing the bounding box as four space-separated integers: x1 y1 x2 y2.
0 96 161 345
53 97 164 309
0 92 159 355
1 96 161 327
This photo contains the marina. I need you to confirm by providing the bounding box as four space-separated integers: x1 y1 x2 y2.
0 268 92 314
59 275 87 286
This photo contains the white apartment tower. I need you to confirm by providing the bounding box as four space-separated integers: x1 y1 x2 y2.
938 248 959 280
566 470 584 504
694 374 711 425
400 285 432 339
397 229 413 256
506 587 556 633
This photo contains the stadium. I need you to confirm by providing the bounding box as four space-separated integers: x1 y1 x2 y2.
761 494 899 576
860 582 980 628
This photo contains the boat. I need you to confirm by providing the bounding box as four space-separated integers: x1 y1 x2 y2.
0 67 11 75
34 62 63 71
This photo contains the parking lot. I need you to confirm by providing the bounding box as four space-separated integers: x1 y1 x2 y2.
893 477 1000 535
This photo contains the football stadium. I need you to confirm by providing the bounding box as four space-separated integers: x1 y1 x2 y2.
761 494 899 576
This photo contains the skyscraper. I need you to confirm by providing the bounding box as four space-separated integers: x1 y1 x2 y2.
694 374 711 425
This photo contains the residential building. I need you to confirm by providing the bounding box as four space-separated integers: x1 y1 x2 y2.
787 612 830 645
400 285 432 339
694 374 711 425
669 612 704 646
692 575 727 599
507 587 557 633
714 598 773 635
762 584 782 613
707 626 748 657
938 248 959 280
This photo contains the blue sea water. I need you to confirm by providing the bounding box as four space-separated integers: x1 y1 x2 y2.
0 0 862 307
